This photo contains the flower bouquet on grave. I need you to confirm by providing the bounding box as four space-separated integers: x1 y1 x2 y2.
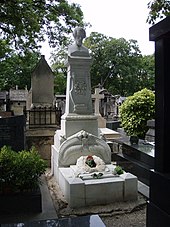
85 156 104 179
113 165 124 175
85 155 97 168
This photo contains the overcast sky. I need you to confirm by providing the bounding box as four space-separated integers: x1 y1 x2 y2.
41 0 155 62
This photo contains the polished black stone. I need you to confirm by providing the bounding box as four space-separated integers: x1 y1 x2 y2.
149 171 170 215
147 16 170 226
0 115 25 151
112 136 154 186
0 215 106 227
122 140 154 168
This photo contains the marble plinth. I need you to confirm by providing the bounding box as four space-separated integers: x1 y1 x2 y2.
55 164 137 208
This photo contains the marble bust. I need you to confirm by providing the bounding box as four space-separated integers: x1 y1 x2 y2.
68 27 90 57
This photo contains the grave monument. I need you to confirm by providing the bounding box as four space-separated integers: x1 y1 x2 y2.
51 27 137 208
27 55 57 127
147 16 170 226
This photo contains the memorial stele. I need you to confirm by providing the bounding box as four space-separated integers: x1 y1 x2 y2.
51 27 137 208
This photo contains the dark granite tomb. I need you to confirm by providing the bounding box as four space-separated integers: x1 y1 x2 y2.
0 215 105 227
113 137 154 186
0 115 25 151
147 16 170 227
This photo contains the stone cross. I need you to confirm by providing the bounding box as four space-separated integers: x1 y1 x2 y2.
92 88 104 115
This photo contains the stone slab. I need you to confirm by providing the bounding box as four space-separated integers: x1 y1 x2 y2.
99 127 121 140
58 164 137 208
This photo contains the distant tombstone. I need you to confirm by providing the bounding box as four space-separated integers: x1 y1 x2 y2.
92 88 106 128
28 55 57 127
31 55 54 108
55 95 66 114
92 88 104 115
145 119 155 142
0 115 25 151
9 86 28 115
0 91 8 111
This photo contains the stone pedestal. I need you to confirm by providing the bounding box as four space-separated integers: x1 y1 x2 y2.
65 56 93 115
61 114 98 138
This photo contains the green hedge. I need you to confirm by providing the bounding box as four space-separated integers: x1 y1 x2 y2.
120 88 155 139
0 146 47 193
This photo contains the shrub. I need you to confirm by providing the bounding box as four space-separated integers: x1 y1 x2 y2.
119 88 155 139
0 146 47 193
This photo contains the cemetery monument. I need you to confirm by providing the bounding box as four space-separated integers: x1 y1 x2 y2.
147 16 170 226
51 27 137 208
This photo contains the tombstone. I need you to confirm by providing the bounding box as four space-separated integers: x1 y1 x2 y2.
55 95 66 114
0 115 25 151
9 86 28 115
51 27 137 208
28 55 57 127
145 119 155 143
147 16 170 226
0 91 8 111
92 88 121 140
92 87 106 127
30 55 54 108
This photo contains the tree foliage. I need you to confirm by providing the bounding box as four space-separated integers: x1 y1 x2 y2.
147 0 170 24
50 46 67 94
0 51 40 91
0 0 85 57
0 0 85 91
120 88 155 139
50 32 155 96
84 32 155 96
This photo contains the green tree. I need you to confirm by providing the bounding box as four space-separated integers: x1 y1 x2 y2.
0 0 85 56
137 55 155 91
50 32 155 95
147 0 170 24
50 46 67 94
84 32 155 96
120 88 155 139
0 51 40 91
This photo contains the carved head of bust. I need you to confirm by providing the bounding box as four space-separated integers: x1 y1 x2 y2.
73 27 86 47
68 27 90 57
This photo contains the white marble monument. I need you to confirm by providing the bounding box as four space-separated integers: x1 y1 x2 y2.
51 27 137 208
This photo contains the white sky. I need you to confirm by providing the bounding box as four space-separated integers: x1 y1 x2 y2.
41 0 155 63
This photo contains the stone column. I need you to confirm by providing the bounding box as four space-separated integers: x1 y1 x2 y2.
60 27 98 138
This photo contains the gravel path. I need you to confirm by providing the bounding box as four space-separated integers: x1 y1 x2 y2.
45 171 147 227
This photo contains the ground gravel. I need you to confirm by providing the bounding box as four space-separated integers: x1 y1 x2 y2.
45 170 147 227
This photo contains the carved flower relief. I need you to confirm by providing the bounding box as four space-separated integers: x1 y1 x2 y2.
74 81 87 95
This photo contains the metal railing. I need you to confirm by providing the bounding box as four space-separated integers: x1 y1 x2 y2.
24 107 62 126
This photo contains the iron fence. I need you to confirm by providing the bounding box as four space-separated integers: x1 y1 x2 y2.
24 107 62 126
